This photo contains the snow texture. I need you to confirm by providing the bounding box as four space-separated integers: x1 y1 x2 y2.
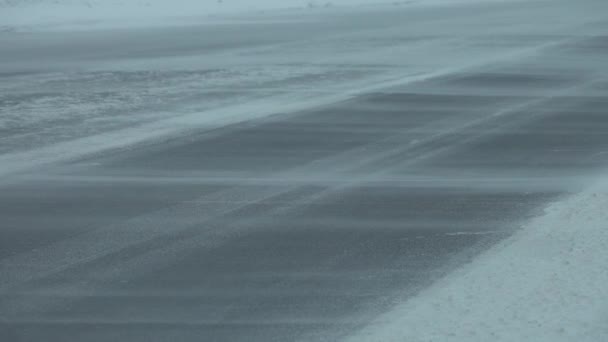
347 184 608 342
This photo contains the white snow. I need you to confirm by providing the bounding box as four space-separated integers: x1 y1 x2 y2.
346 183 608 341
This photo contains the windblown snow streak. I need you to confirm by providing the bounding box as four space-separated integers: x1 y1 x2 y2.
1 0 608 341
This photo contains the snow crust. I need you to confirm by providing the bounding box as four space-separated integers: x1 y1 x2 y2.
347 183 608 341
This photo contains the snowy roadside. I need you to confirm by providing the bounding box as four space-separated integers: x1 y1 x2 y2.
346 182 608 341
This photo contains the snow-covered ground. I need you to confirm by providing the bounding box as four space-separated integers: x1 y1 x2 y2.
0 0 515 32
1 0 608 340
347 184 608 342
0 0 395 31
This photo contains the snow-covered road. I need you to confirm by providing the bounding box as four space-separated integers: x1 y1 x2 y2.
2 0 604 172
1 0 608 341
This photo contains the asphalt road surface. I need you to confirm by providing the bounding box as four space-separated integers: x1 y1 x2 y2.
1 1 608 341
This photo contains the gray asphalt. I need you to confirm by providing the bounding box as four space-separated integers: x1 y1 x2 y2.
1 1 608 341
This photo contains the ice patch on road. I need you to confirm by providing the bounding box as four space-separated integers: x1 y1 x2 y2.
346 183 608 341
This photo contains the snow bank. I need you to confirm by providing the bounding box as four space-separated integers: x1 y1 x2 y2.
347 183 608 341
